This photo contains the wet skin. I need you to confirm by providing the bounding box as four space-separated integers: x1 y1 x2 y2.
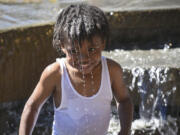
61 36 105 75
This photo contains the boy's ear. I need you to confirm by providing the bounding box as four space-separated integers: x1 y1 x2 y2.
60 45 66 53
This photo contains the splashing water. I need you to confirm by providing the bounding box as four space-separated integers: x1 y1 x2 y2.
163 43 173 51
103 48 180 135
129 66 178 135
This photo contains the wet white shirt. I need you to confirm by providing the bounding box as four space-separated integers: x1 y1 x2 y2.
52 56 113 135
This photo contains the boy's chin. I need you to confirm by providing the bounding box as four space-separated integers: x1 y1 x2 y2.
78 66 94 75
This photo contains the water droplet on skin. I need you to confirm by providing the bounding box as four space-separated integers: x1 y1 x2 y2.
83 83 86 88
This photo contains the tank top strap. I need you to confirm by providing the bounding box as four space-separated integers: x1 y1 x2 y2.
55 58 70 110
101 56 113 100
56 58 66 74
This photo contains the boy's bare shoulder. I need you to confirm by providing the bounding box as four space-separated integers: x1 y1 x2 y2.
41 61 61 81
106 58 123 82
45 61 61 74
106 58 122 71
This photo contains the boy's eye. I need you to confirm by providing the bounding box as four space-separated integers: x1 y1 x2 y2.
71 49 77 54
88 48 96 52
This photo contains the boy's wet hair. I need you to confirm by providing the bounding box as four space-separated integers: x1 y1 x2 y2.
53 4 109 53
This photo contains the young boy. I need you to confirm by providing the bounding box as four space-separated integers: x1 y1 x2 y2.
19 4 133 135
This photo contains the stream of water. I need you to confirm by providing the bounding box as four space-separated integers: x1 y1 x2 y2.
103 48 180 135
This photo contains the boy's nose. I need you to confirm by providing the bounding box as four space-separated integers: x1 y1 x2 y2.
79 49 90 62
79 52 89 61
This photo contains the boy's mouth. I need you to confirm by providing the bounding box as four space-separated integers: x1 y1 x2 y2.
80 64 91 70
79 62 95 73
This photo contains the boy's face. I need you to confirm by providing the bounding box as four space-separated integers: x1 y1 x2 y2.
61 36 105 74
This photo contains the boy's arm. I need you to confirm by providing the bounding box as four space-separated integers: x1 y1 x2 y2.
117 97 133 135
19 63 61 135
107 59 133 135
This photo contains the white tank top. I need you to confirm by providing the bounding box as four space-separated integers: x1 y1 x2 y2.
52 56 113 135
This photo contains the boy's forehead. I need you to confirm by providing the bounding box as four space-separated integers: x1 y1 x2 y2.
66 36 104 49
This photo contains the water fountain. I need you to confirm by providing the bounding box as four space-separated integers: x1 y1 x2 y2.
0 0 180 135
103 48 180 135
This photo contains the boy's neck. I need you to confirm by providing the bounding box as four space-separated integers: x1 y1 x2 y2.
64 59 102 97
64 58 102 78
